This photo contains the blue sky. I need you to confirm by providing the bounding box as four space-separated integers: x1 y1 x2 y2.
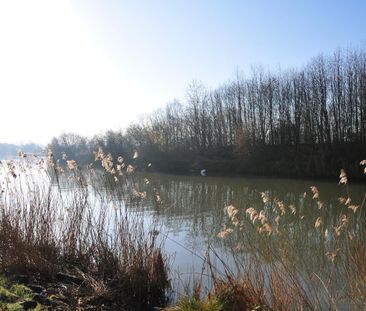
73 0 366 82
0 0 365 143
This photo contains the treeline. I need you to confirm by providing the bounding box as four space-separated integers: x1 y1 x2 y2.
50 46 366 179
134 48 366 149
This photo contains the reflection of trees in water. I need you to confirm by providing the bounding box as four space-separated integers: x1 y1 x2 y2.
44 167 365 306
145 176 363 262
86 172 366 275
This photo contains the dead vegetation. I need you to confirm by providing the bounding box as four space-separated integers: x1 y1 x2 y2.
0 149 170 310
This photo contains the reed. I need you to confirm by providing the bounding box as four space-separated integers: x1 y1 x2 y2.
168 161 366 310
0 149 170 310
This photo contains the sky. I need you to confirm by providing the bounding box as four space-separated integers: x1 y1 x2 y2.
0 0 365 144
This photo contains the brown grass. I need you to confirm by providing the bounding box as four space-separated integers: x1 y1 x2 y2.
0 149 170 310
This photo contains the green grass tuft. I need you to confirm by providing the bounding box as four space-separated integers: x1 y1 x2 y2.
165 296 224 311
9 284 33 300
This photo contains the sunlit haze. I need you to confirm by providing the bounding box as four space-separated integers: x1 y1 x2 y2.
0 0 365 144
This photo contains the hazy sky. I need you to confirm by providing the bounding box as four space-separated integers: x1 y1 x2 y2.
0 0 365 144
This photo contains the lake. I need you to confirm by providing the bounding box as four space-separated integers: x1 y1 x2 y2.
96 171 365 306
2 159 365 308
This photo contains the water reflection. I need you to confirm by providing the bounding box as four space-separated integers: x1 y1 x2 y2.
93 172 365 280
52 170 365 305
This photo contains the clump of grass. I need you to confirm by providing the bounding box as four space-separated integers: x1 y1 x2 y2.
0 148 170 310
164 274 267 311
212 278 264 311
0 285 18 303
9 284 33 300
165 295 224 311
0 275 35 311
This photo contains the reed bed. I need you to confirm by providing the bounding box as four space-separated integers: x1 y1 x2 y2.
0 149 170 310
1 148 364 310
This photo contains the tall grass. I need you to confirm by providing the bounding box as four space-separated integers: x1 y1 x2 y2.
1 149 363 310
168 161 366 310
0 149 170 310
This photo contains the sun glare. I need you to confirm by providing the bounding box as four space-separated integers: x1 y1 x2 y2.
0 1 139 144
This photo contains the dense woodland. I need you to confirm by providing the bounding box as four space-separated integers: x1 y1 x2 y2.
51 47 366 179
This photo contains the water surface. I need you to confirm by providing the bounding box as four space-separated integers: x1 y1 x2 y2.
103 172 366 301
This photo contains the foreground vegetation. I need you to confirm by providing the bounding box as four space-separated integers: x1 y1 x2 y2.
0 150 169 310
0 148 365 310
0 275 36 311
